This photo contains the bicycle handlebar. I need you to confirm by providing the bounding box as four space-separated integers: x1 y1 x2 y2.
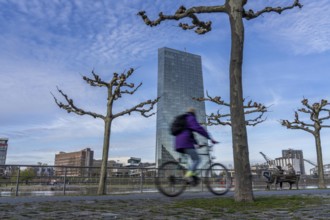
198 142 219 148
198 144 208 148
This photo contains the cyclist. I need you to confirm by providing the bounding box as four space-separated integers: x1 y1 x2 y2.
174 107 218 184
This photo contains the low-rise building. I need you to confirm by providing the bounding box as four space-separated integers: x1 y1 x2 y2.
54 148 94 177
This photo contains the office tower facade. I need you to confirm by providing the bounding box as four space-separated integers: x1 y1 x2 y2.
0 138 8 165
282 149 305 175
156 47 208 167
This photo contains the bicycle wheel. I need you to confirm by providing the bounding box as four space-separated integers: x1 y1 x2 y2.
155 161 186 197
205 163 232 195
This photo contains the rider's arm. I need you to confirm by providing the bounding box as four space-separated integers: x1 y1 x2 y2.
186 114 211 139
186 114 218 144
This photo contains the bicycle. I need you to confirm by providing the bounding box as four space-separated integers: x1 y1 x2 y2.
155 143 232 197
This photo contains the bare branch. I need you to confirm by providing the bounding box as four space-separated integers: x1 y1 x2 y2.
110 68 160 118
319 114 330 121
82 70 109 87
319 105 330 121
112 97 160 119
51 88 105 120
111 69 137 100
120 82 143 95
298 107 312 114
195 92 267 126
244 99 267 114
301 98 314 110
280 119 314 134
193 91 229 106
138 5 227 35
245 112 266 127
205 110 266 127
204 110 232 126
281 98 330 134
319 101 330 121
243 0 302 20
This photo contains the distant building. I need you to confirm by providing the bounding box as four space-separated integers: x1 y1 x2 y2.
156 47 208 168
54 148 94 176
259 149 304 175
127 157 141 166
282 149 305 175
125 157 156 177
92 159 125 177
92 157 156 177
0 138 8 165
274 157 301 174
309 164 330 177
33 163 54 177
0 165 18 177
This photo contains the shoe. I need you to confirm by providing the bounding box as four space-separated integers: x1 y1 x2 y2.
184 171 194 178
184 171 200 186
191 176 200 186
184 171 194 185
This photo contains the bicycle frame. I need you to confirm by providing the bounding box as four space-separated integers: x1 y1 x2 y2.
155 143 232 197
177 144 216 175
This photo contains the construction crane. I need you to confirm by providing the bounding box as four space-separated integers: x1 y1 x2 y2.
303 159 317 167
303 159 318 176
259 152 275 167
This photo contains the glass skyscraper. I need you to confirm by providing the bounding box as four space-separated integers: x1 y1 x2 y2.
156 47 208 168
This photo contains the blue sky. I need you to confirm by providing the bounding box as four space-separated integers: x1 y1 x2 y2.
1 0 330 172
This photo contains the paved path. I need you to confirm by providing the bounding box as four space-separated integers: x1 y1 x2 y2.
1 189 330 219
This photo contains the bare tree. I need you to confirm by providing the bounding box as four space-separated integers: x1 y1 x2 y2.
281 98 330 189
52 68 159 195
194 92 267 126
138 0 302 202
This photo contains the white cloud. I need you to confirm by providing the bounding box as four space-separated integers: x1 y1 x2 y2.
3 111 156 141
251 0 330 55
1 0 330 167
112 115 156 133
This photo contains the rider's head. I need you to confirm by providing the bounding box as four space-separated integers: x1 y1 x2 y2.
187 107 196 115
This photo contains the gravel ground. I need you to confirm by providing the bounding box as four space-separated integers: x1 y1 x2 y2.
1 190 330 219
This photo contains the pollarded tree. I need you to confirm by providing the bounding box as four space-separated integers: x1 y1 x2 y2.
52 68 159 195
194 92 267 126
138 1 301 202
281 98 330 189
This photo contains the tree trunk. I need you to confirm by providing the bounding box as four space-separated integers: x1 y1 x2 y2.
97 118 112 195
314 131 326 188
227 0 254 202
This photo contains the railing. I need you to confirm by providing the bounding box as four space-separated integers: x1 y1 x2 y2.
0 164 158 196
1 164 329 197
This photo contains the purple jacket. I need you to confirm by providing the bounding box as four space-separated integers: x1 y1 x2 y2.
175 113 210 152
